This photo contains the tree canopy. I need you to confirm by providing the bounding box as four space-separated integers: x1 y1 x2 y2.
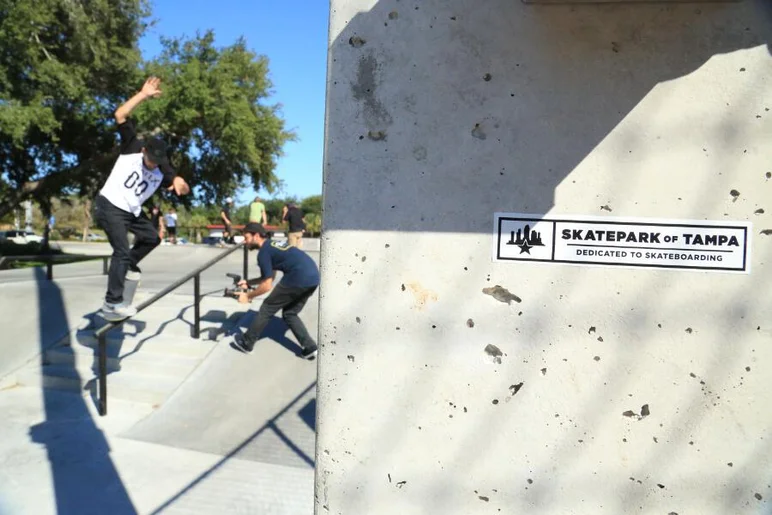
0 0 295 219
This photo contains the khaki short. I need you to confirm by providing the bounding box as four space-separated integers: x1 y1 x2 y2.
288 231 303 248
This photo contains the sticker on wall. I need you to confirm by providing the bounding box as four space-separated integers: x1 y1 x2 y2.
493 213 751 273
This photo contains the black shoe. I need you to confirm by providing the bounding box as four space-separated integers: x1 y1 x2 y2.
231 333 253 354
300 344 318 360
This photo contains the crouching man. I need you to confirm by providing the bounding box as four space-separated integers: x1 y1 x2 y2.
232 223 319 360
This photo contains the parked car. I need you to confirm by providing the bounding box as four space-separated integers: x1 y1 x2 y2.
86 233 107 241
24 231 44 243
0 230 42 244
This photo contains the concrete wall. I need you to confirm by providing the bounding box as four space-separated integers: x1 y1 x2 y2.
318 1 772 513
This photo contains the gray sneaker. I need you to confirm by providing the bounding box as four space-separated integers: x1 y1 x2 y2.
101 302 137 321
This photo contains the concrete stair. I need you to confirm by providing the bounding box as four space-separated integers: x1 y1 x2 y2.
0 293 246 413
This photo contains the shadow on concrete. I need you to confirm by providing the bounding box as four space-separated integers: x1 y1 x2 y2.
147 381 317 515
27 267 137 514
324 1 772 234
77 303 245 409
234 311 307 356
298 398 317 431
321 1 772 514
263 316 305 356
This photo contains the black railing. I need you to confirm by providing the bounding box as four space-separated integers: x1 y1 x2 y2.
94 243 250 416
0 254 111 280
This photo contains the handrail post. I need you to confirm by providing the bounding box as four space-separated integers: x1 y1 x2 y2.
193 273 200 339
93 243 241 416
98 333 107 416
103 257 108 275
46 257 53 281
243 243 248 281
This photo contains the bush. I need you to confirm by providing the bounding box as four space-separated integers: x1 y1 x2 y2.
304 213 322 237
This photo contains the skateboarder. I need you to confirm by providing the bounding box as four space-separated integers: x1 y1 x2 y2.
94 77 190 321
231 222 319 360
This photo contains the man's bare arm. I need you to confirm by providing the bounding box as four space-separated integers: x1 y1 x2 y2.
114 77 162 124
248 276 273 299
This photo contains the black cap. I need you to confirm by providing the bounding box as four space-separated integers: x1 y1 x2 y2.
243 222 268 236
142 137 170 166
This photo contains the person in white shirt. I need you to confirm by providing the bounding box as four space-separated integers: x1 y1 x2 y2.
164 208 178 245
94 77 190 321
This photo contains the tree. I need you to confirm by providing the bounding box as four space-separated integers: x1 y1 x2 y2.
0 0 148 218
232 204 250 225
304 212 321 236
0 6 294 218
300 194 322 216
139 31 295 204
31 196 94 240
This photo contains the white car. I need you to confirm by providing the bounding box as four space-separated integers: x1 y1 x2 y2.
24 231 44 243
0 230 42 244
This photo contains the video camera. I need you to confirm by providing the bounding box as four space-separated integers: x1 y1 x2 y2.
223 273 254 300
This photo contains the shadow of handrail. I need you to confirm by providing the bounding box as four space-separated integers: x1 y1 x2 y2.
94 243 249 415
148 381 317 515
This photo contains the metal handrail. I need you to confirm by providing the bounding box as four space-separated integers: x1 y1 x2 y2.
94 243 250 415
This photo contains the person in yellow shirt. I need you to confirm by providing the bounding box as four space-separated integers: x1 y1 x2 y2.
249 196 268 225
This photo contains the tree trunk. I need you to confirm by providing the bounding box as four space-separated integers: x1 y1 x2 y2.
81 199 92 242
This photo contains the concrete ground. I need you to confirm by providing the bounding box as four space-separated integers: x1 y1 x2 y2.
0 242 320 514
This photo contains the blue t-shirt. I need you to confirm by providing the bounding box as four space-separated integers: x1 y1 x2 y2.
257 239 320 288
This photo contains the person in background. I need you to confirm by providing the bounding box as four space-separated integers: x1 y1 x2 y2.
164 207 178 245
220 197 235 247
249 196 268 225
149 205 165 241
231 222 319 360
282 203 306 248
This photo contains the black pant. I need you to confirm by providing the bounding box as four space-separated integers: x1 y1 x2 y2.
243 283 317 350
94 195 161 304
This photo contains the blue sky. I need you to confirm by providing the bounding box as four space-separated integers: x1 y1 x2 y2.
139 0 328 204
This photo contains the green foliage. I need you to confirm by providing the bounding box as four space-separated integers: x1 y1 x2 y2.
263 196 297 225
0 4 294 217
303 212 321 236
232 205 250 224
32 196 93 237
300 194 322 216
0 0 148 208
139 31 296 204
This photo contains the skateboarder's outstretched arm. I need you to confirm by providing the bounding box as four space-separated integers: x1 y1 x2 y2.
115 77 162 124
113 77 190 197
